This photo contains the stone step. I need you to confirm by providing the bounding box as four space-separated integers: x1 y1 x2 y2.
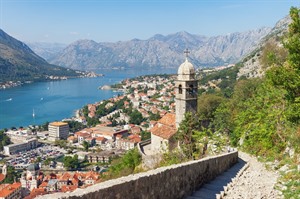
184 157 247 199
202 183 224 191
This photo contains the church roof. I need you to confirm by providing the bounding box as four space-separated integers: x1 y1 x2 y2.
151 113 177 139
151 124 177 140
157 113 176 127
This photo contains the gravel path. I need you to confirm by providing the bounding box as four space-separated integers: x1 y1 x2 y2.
224 151 283 199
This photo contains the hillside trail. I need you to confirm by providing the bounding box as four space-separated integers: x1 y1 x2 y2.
223 151 283 199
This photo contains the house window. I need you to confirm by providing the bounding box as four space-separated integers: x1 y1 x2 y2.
179 85 182 94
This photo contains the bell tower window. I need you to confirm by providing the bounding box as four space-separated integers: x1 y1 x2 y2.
179 85 182 94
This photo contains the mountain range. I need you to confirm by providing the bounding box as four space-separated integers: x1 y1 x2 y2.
26 42 67 61
29 28 271 71
0 29 83 82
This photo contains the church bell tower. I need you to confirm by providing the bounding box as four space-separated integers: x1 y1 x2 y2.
175 49 198 128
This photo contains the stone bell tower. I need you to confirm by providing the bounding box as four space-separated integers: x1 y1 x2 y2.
175 49 198 128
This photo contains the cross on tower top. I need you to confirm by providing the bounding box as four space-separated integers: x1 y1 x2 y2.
184 48 190 60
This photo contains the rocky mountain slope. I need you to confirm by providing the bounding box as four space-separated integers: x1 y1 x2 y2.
26 42 66 60
0 29 82 82
237 15 291 79
47 28 271 70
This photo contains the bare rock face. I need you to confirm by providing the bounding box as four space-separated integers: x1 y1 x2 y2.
237 15 291 79
26 42 67 60
46 28 271 70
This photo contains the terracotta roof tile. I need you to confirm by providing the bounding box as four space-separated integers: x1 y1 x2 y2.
24 187 47 199
0 182 21 197
151 124 177 139
61 185 77 193
157 113 175 127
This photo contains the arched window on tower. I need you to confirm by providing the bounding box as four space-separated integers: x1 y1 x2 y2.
179 85 182 94
188 84 194 96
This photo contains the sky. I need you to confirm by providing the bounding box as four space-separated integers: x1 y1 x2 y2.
0 0 299 44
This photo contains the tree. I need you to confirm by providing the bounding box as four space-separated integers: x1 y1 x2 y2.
44 157 53 166
1 166 17 184
175 112 200 159
67 121 86 133
141 131 151 141
129 110 144 125
0 130 11 150
266 7 300 123
285 7 300 71
63 155 79 170
197 93 224 121
108 148 141 178
54 140 67 148
35 157 42 163
82 140 89 152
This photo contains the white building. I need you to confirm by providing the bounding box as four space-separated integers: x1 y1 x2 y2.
3 138 38 155
48 122 69 141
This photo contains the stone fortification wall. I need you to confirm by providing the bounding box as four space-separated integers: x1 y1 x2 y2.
38 151 238 199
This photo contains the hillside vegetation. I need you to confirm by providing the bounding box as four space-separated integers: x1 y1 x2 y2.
0 29 83 83
183 7 300 198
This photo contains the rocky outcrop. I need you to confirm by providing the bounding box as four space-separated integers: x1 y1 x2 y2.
237 15 291 79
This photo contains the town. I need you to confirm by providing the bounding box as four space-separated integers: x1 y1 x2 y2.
0 74 177 198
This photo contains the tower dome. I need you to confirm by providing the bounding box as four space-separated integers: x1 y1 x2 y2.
178 59 195 75
177 48 195 80
178 58 195 80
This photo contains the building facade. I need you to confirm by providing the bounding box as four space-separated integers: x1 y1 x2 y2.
48 122 69 141
3 138 38 156
175 50 198 128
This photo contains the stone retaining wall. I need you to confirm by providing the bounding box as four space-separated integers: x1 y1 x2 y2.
38 151 238 199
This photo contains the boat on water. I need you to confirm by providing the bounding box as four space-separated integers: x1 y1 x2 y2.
6 98 12 101
32 109 35 118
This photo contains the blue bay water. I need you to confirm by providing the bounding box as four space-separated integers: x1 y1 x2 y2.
0 68 176 129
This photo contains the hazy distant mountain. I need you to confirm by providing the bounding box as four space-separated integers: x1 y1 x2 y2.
48 28 271 70
0 29 82 82
26 42 67 60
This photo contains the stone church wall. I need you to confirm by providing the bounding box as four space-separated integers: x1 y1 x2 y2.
38 151 238 199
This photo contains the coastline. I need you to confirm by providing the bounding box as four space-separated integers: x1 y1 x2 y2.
0 72 174 130
0 71 104 90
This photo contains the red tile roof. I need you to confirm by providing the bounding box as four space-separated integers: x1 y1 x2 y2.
24 187 47 199
0 182 21 198
61 185 78 193
151 124 177 140
157 113 175 127
151 113 176 139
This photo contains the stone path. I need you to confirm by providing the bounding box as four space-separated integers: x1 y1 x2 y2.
185 151 282 199
223 152 283 199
